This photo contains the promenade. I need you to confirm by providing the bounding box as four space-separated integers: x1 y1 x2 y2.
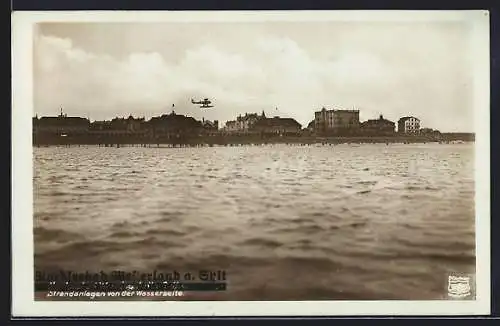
32 132 474 147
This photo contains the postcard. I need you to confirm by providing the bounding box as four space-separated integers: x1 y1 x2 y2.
11 10 490 317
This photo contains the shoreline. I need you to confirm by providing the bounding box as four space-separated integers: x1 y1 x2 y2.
33 135 474 147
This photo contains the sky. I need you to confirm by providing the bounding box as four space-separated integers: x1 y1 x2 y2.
33 20 475 132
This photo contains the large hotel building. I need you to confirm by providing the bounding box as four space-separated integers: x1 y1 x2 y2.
314 107 360 135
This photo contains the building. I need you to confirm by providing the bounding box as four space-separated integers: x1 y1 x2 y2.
33 109 90 135
32 115 39 134
360 115 395 136
224 111 266 134
314 107 360 135
89 115 146 134
307 120 315 132
420 128 442 139
238 112 261 131
201 118 219 135
224 120 239 133
89 120 112 131
110 115 145 132
147 110 203 137
202 118 219 131
398 116 421 134
251 116 302 135
125 115 145 132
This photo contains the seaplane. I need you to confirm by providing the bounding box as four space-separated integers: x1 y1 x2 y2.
191 98 214 109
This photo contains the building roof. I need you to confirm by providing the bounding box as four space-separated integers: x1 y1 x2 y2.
362 115 395 125
398 116 420 122
202 120 218 128
148 113 202 129
316 107 360 113
253 117 302 129
38 116 90 126
237 113 261 121
126 115 145 121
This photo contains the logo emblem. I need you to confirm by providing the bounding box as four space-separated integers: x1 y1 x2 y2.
448 275 471 298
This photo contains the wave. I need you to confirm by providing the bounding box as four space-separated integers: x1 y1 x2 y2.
239 237 284 248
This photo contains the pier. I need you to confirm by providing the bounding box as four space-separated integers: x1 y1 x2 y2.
32 132 472 147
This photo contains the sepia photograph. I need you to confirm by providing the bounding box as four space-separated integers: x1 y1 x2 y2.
12 10 490 316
